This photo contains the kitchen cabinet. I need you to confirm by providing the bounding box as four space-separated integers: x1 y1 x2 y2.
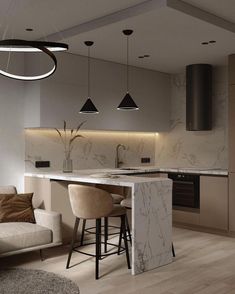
24 53 170 132
228 55 235 234
200 176 228 231
229 173 235 233
228 85 235 172
172 174 228 232
228 55 235 85
173 209 200 226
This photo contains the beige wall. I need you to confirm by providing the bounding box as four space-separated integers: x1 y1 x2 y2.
0 54 25 192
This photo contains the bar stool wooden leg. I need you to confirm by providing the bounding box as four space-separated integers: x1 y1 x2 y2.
104 217 108 253
117 219 122 255
96 218 101 279
39 249 44 261
121 215 131 269
172 243 176 257
80 219 86 246
125 214 132 245
66 217 80 269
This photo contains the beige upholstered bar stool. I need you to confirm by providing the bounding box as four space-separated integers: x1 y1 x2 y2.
80 184 125 247
120 197 176 257
66 184 131 279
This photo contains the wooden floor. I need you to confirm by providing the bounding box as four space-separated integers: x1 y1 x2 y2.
1 227 235 294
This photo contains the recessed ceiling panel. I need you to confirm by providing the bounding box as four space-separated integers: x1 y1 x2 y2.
66 6 235 73
184 0 235 23
0 0 145 40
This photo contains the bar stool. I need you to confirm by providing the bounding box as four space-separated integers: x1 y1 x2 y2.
80 185 125 247
120 197 176 257
66 184 131 279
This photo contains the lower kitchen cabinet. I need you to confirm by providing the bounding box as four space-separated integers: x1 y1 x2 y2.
173 209 200 226
172 175 228 232
229 173 235 233
200 176 228 231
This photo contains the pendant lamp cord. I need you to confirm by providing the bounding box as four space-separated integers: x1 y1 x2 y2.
126 35 129 93
88 46 90 98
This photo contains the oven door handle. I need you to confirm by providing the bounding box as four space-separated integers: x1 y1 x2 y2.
173 181 194 185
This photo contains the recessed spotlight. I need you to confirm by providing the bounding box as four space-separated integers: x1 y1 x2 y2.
209 40 216 43
25 28 33 32
201 42 209 45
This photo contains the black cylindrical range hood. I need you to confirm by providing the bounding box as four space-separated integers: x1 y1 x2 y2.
186 64 212 131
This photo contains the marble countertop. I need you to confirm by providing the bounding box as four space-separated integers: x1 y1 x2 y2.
24 166 228 184
147 167 227 175
24 169 172 187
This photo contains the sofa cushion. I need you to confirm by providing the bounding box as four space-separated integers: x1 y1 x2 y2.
0 186 17 194
0 222 52 254
0 193 35 223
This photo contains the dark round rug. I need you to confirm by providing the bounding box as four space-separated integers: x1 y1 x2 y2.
0 268 80 294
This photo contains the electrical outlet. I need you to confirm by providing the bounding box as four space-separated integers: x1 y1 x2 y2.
35 161 50 168
141 157 151 163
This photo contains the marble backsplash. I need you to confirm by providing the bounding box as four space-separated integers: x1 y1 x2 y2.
25 129 156 172
155 66 228 169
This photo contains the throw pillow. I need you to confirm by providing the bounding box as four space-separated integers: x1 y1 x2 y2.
0 193 35 223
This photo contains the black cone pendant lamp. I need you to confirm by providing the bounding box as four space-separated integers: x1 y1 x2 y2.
79 41 99 114
117 29 139 110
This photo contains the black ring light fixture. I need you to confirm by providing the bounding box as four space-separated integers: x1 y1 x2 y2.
0 39 68 81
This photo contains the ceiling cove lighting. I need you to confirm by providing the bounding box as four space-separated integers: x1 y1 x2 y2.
117 29 139 111
79 41 99 114
0 39 68 81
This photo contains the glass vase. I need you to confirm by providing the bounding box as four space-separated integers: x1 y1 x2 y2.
63 154 73 173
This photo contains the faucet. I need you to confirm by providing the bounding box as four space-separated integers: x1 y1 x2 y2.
115 144 126 168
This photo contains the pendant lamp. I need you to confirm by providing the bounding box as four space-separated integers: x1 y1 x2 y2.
0 39 68 81
117 29 139 110
79 41 99 114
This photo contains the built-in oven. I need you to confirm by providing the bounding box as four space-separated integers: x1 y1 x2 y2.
168 173 200 209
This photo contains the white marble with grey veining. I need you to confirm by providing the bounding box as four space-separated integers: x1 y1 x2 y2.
24 170 172 275
155 67 228 169
25 130 156 172
133 180 172 274
25 164 228 179
157 167 228 175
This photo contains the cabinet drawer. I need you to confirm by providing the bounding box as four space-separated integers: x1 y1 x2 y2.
200 176 228 230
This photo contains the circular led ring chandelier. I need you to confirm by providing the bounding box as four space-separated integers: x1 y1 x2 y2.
0 39 68 81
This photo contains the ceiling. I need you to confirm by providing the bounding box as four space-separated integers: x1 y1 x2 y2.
0 0 144 40
0 0 235 73
183 0 235 23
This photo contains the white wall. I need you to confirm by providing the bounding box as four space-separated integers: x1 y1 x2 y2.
0 56 25 192
155 66 228 169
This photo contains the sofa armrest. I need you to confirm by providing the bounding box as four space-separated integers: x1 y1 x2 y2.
34 209 62 244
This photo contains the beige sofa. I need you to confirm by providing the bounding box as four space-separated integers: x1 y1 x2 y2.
0 186 62 258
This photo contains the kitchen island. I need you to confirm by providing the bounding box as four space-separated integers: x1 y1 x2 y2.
25 169 172 275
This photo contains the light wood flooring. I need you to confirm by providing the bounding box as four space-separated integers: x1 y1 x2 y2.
1 227 235 294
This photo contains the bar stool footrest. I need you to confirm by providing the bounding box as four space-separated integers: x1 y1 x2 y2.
84 225 120 236
72 241 126 259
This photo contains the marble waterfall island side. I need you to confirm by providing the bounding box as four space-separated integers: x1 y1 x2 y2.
24 171 173 275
